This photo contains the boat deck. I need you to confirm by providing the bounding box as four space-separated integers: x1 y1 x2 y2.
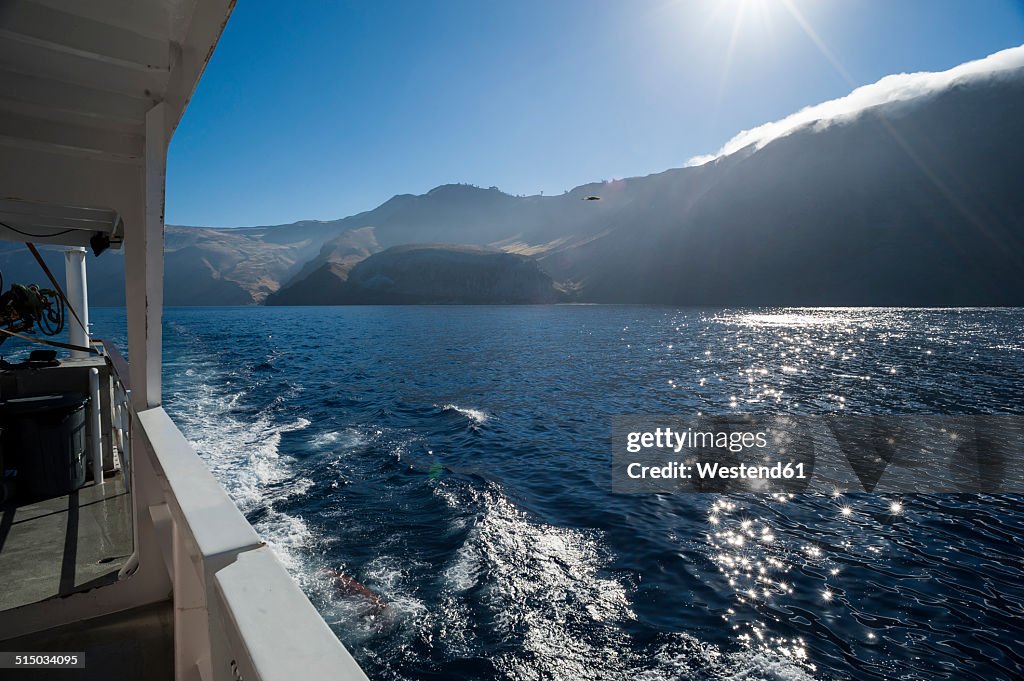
0 471 133 612
0 599 173 681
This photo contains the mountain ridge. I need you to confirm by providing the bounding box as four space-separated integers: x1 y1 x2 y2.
2 48 1020 306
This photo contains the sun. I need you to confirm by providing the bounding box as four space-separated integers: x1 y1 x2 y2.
694 0 851 96
708 0 788 99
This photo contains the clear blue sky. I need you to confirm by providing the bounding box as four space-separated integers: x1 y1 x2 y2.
166 0 1024 227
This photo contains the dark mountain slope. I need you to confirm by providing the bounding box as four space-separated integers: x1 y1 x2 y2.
555 67 1024 305
269 244 566 305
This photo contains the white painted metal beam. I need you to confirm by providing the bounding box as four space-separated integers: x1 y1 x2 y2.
125 101 166 410
0 38 169 100
0 198 119 224
27 0 200 45
0 226 105 249
0 141 136 249
0 110 143 162
63 247 89 356
0 211 113 232
0 146 142 211
0 67 151 130
0 1 173 72
0 199 123 248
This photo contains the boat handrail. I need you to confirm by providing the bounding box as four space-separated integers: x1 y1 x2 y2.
134 408 370 680
2 339 369 680
92 338 130 391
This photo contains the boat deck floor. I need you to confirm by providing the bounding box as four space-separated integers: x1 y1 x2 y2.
0 599 173 681
0 471 133 611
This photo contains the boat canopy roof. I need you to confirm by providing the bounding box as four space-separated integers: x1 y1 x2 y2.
0 0 233 249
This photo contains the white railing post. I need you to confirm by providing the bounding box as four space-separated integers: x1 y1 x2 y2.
114 385 132 490
63 247 89 357
125 102 166 411
121 389 132 487
88 367 104 487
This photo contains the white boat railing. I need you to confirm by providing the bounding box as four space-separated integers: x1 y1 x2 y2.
134 406 369 681
1 343 369 681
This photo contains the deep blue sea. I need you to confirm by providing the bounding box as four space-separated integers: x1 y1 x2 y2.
64 307 1024 679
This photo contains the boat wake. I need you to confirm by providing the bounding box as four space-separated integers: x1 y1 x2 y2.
119 306 1024 680
171 370 814 680
429 483 813 680
437 482 634 679
637 634 817 681
166 361 316 575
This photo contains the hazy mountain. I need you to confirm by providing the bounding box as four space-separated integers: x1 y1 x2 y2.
268 52 1024 307
3 48 1021 307
278 227 381 290
268 244 566 305
0 180 611 305
548 62 1024 305
0 219 355 306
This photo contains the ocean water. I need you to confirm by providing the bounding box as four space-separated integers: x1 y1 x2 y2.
81 306 1024 680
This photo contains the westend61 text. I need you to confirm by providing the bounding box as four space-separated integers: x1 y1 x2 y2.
626 461 808 480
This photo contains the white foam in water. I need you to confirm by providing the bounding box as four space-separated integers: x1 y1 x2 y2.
310 428 366 450
437 484 634 679
636 635 817 681
170 364 815 679
433 485 818 680
363 555 429 624
180 382 309 511
310 553 431 647
173 373 429 646
310 431 340 447
254 508 314 574
444 544 481 593
439 403 490 425
169 367 315 577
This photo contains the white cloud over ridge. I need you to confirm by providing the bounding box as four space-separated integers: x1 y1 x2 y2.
687 44 1024 167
